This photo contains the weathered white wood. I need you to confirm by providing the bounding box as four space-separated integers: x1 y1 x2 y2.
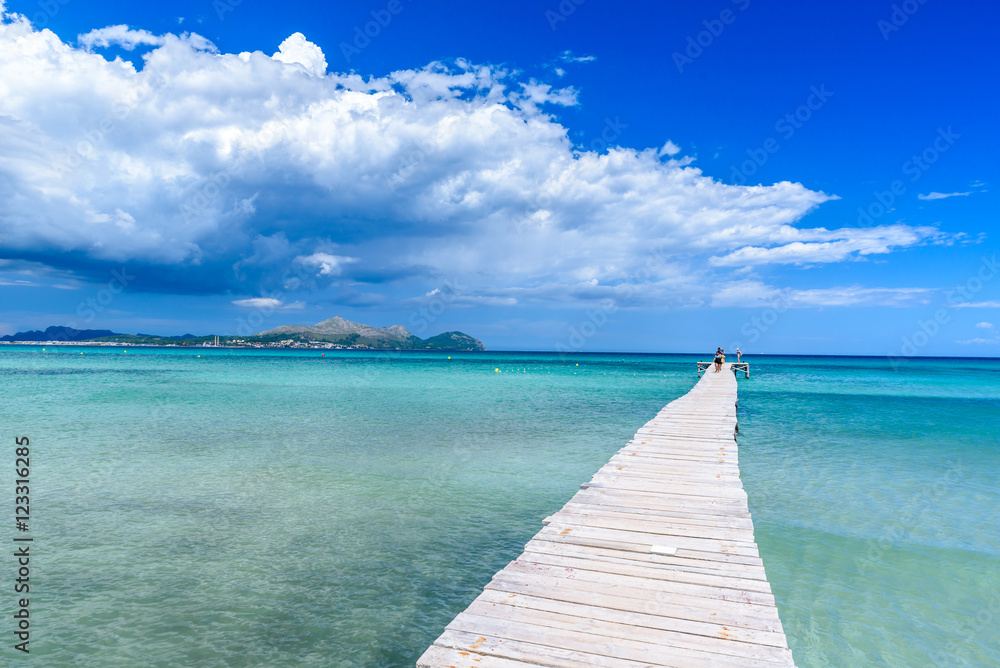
543 514 756 542
444 614 792 668
573 488 751 513
554 505 755 530
583 476 749 499
431 628 664 668
529 527 765 567
484 575 784 633
459 600 794 664
501 559 777 606
515 549 774 593
523 540 771 581
418 645 540 668
417 363 794 668
474 589 787 648
558 502 756 529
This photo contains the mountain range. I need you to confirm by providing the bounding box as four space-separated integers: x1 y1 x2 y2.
0 325 119 342
257 317 485 350
0 318 486 351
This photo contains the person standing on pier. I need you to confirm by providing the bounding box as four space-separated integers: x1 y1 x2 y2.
714 348 724 372
736 348 742 363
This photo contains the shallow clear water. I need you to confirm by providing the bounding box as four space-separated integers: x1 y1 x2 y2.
738 356 1000 667
1 348 997 666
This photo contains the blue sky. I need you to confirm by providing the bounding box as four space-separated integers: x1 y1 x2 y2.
0 0 997 354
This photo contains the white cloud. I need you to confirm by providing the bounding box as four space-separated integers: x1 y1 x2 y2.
559 50 596 63
710 281 932 308
0 9 951 308
658 140 681 157
709 225 940 267
294 253 357 276
918 191 971 200
231 298 305 310
415 289 517 307
956 336 1000 345
786 286 931 307
272 32 326 76
78 25 166 50
232 297 282 308
953 301 1000 308
976 321 994 329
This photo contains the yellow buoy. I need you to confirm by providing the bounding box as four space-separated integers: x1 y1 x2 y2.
575 363 578 366
448 356 451 359
495 368 499 373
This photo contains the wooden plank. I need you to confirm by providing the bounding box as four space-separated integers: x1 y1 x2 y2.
445 614 791 668
534 524 761 557
459 600 794 664
515 549 772 593
485 574 784 634
531 527 765 567
424 628 668 668
475 588 787 647
553 505 756 531
545 514 756 542
494 562 777 609
523 540 771 581
419 363 795 667
417 645 543 668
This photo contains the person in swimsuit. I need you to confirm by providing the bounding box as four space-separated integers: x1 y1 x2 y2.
736 348 742 363
714 347 724 372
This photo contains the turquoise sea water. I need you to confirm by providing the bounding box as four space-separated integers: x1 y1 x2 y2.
0 347 997 667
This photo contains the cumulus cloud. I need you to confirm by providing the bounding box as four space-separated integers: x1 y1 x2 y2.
272 32 326 76
976 322 994 329
0 8 946 310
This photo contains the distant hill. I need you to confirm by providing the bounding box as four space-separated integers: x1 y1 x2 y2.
137 332 197 339
261 316 415 344
422 331 486 350
258 316 486 350
0 326 121 342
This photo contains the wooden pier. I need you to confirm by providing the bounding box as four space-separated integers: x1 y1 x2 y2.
418 362 795 667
